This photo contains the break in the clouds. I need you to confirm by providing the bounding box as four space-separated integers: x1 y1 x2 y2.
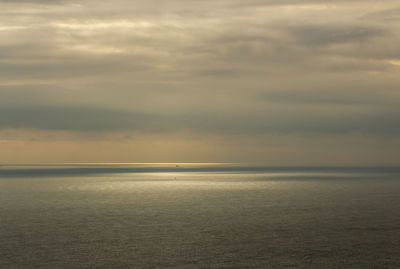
0 0 399 164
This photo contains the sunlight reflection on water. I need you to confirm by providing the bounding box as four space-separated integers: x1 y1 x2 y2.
1 169 400 268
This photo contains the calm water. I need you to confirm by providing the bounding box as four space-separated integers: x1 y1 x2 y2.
1 167 400 268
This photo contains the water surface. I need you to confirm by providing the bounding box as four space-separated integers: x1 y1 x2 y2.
1 166 399 268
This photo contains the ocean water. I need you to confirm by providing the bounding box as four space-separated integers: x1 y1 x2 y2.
1 166 400 268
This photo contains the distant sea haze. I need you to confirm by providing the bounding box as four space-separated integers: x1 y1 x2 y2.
1 165 400 268
1 164 400 177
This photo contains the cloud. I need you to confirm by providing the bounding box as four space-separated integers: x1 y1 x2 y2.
258 88 390 105
363 7 400 22
1 0 400 163
287 24 384 46
0 0 68 3
1 102 399 136
0 105 159 131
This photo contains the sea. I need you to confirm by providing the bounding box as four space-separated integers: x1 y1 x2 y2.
1 164 400 268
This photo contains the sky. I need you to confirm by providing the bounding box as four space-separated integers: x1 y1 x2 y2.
1 0 400 165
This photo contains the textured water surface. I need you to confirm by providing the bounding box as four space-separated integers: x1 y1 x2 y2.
1 168 400 268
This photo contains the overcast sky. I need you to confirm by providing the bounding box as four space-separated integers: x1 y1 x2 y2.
1 0 400 164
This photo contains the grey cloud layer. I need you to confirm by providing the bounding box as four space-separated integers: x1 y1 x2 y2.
0 106 159 131
0 0 399 137
1 104 399 135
